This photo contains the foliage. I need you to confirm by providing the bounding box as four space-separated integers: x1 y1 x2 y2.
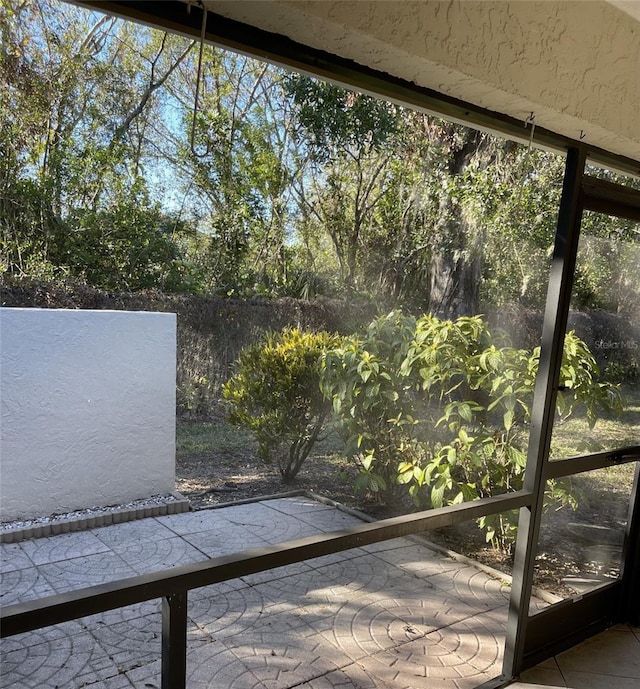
320 310 421 497
222 328 342 482
67 198 201 292
321 311 622 550
1 0 200 291
477 148 564 308
286 76 403 289
571 231 640 317
285 76 400 160
4 0 638 322
177 53 302 297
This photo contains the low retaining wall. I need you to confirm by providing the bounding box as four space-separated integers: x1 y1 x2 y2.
0 308 177 523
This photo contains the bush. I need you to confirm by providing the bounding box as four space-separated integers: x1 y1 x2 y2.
222 328 342 482
320 310 422 498
321 311 622 551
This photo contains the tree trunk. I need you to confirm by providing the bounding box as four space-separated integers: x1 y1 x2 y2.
428 197 483 317
428 129 487 317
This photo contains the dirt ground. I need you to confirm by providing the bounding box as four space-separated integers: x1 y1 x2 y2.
175 442 518 583
177 450 361 513
175 436 630 598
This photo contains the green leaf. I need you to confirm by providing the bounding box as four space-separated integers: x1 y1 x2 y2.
397 470 413 484
431 482 446 508
362 453 374 470
459 402 473 422
503 409 514 431
507 446 527 468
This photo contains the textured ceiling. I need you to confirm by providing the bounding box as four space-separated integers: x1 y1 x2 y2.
202 0 640 167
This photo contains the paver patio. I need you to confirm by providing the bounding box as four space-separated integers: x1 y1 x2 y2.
0 496 545 689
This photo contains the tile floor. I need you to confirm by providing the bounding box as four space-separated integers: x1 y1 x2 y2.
1 495 637 689
508 623 640 688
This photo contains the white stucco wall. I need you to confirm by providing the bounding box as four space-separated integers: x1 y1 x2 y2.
0 308 177 522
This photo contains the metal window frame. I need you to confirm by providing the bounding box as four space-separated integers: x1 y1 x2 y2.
503 145 589 676
504 151 640 673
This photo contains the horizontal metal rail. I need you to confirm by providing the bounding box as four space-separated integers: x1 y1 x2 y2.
1 490 530 638
582 177 640 221
546 445 640 479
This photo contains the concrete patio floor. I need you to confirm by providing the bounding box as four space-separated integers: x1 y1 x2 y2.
0 495 636 689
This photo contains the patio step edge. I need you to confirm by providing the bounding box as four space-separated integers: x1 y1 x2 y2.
0 492 191 543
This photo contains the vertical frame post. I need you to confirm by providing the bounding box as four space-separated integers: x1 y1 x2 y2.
620 463 640 625
502 146 587 678
161 591 188 689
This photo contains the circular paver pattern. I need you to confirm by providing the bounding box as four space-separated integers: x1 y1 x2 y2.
0 566 55 604
0 628 119 689
363 612 504 689
330 594 484 661
189 582 267 641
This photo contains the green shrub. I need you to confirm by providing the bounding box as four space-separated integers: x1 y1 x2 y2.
320 310 422 498
321 311 622 551
222 328 341 482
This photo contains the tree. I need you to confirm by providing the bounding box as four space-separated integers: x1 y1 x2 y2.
5 0 634 320
286 78 559 315
1 0 197 289
287 77 402 290
475 146 564 308
65 194 199 292
169 50 303 295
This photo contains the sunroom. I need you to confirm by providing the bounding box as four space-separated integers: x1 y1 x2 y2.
1 1 639 688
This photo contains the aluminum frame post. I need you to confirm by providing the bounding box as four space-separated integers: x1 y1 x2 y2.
620 463 640 625
502 146 587 678
162 591 188 689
